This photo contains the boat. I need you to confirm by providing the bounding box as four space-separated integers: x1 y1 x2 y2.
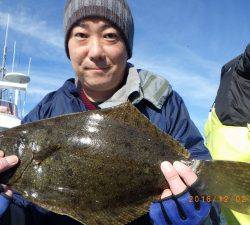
0 14 31 131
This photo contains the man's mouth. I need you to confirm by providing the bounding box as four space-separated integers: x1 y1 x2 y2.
85 66 110 71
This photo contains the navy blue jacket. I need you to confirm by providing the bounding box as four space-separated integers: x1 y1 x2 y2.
0 78 212 225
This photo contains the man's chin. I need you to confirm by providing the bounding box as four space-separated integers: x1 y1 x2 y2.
82 81 115 92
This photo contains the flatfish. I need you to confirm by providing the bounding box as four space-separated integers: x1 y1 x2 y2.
0 102 249 224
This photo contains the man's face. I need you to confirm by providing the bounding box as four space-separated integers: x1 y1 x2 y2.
68 18 128 99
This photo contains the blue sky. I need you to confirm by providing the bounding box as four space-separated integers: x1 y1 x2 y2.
0 0 249 133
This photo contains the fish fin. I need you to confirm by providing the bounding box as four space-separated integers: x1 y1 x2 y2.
103 102 190 158
71 197 156 225
33 197 154 225
31 201 88 225
195 160 250 215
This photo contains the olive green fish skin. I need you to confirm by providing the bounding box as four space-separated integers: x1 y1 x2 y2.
0 102 249 224
195 160 250 214
0 103 188 224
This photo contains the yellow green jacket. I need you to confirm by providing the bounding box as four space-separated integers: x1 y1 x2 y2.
204 108 250 225
205 46 250 225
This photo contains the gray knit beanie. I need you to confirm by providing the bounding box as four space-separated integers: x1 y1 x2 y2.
64 0 134 59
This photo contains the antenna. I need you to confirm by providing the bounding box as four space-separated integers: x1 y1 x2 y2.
11 41 16 72
1 14 10 79
27 57 32 76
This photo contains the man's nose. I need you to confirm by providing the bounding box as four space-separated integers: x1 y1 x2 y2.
88 38 105 61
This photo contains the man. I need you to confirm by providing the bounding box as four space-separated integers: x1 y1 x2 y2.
0 0 219 224
204 44 250 225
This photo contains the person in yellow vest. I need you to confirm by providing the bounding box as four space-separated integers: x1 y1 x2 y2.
205 44 250 225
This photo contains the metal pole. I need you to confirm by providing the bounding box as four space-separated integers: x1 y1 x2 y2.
1 14 10 79
22 90 27 119
14 89 19 109
27 57 32 76
11 41 16 72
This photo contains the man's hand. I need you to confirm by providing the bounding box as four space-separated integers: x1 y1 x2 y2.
160 161 197 198
149 161 211 225
0 150 19 216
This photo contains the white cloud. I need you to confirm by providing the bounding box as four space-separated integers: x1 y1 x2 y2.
163 66 219 103
0 11 63 49
173 44 221 78
18 67 71 113
29 75 66 88
27 86 51 96
25 72 67 105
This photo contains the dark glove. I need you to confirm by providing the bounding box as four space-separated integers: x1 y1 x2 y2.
149 189 211 225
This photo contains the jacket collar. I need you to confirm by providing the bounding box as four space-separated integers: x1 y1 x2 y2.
63 63 172 109
99 63 172 109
